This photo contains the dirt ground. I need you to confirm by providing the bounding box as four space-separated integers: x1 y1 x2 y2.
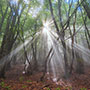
0 64 90 90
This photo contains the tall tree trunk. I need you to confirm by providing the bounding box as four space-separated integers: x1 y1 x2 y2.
49 0 69 78
69 13 76 74
61 33 69 78
0 2 24 78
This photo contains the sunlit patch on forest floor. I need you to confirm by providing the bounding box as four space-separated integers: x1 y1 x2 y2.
0 64 90 90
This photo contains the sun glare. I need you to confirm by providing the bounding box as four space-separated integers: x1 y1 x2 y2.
42 21 50 33
43 21 49 28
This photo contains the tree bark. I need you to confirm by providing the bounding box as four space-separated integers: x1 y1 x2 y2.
49 0 69 78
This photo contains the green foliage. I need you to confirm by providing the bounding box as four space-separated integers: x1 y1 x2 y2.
0 81 5 88
5 86 12 90
65 86 72 90
0 0 89 48
56 87 61 90
0 81 12 90
80 88 87 90
19 76 24 82
46 87 50 90
22 85 27 88
27 80 32 82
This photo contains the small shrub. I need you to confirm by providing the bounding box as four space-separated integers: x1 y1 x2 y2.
5 86 12 90
80 88 87 90
27 80 32 82
22 85 27 88
46 87 50 90
19 76 24 82
56 87 61 90
0 81 12 90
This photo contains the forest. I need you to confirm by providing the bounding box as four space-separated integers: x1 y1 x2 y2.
0 0 90 90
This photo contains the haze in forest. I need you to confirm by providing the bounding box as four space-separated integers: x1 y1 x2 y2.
0 0 90 90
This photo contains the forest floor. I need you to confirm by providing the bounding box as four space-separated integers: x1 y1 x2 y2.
0 64 90 90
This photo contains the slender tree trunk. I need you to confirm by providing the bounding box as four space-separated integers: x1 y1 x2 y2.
61 34 69 78
69 13 77 74
49 0 69 78
40 47 53 81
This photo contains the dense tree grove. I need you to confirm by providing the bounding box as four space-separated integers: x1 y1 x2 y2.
0 0 90 88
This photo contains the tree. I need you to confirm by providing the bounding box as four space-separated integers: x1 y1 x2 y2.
0 0 40 78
